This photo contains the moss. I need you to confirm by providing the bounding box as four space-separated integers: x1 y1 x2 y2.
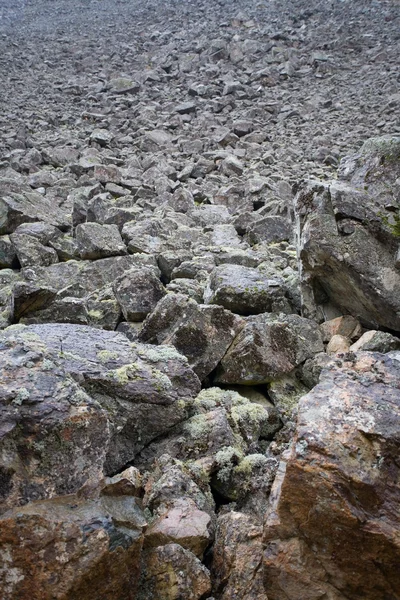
235 453 268 476
184 413 211 439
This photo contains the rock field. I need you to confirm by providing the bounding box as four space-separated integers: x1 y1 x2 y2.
0 0 400 598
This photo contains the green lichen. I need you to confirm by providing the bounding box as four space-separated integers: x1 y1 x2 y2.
97 350 119 363
184 413 210 439
13 388 30 405
215 446 244 483
234 453 268 476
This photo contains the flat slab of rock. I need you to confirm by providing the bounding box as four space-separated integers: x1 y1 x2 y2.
264 352 400 600
215 313 323 384
139 293 244 380
113 267 166 321
76 222 126 260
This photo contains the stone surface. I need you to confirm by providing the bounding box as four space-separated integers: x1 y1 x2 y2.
204 264 292 315
139 293 244 380
0 494 143 600
113 267 167 321
215 313 323 384
263 353 400 600
138 543 211 600
75 222 126 260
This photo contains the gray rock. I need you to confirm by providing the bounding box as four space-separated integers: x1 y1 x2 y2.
246 215 292 245
204 264 292 315
113 267 167 321
75 222 126 260
139 293 244 381
215 313 324 384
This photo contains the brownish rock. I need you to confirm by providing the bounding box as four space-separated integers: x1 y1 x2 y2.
212 511 267 600
320 315 362 342
138 543 211 600
0 494 144 600
326 333 351 355
263 352 400 600
144 497 213 558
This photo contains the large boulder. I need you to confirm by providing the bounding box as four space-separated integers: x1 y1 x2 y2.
214 313 323 384
294 136 400 332
0 324 200 482
0 492 144 600
139 293 244 380
263 352 400 600
204 264 292 315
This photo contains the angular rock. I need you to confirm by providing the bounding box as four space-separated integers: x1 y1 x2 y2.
295 137 400 332
76 223 126 260
0 190 69 234
215 313 323 384
212 512 267 600
144 497 212 558
138 543 211 600
204 264 292 315
0 494 143 600
113 267 166 321
139 294 244 380
350 330 400 353
0 324 200 477
264 352 400 600
246 215 292 245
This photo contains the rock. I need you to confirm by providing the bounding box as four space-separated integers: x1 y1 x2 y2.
212 512 267 600
138 543 211 600
110 77 140 94
0 494 143 600
0 324 200 476
295 137 400 332
10 222 61 268
144 497 212 558
113 267 167 321
0 324 109 513
175 102 197 115
204 264 292 315
268 374 309 423
246 215 292 245
102 466 143 497
350 330 400 353
75 222 127 259
263 352 400 600
90 128 114 147
0 235 18 268
0 190 69 234
139 293 244 380
320 315 362 342
215 313 324 384
326 333 351 355
220 155 244 176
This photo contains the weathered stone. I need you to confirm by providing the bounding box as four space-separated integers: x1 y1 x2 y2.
0 325 109 513
138 543 211 600
215 313 323 384
204 264 292 315
350 329 400 353
320 315 362 342
139 293 244 380
295 137 400 332
0 190 69 234
0 324 200 477
0 235 18 268
246 215 292 245
76 222 126 260
0 494 143 600
113 267 166 321
264 352 400 600
144 497 212 558
326 333 351 355
212 512 267 600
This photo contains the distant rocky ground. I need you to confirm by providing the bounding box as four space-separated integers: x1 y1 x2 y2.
0 0 400 598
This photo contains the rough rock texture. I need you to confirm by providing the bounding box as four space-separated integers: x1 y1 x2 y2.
295 137 400 332
263 353 400 600
215 313 323 384
0 493 144 600
1 0 400 596
139 293 244 380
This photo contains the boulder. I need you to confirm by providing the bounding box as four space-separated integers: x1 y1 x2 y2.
204 264 292 315
113 267 167 321
294 136 400 332
263 352 400 600
139 294 244 380
0 493 143 600
75 222 126 260
138 543 211 600
215 313 323 384
350 330 400 353
212 512 267 600
0 324 200 478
